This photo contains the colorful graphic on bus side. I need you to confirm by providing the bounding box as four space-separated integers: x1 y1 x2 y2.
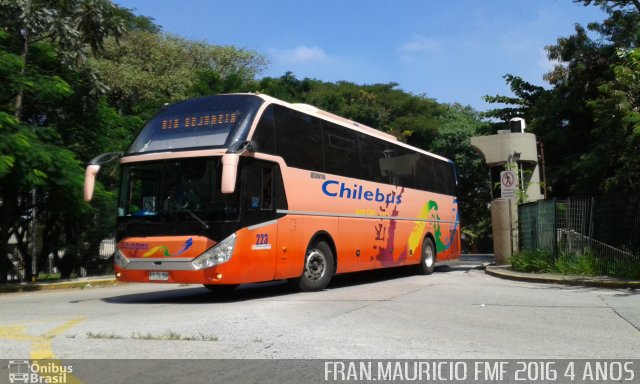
142 237 193 258
118 236 214 259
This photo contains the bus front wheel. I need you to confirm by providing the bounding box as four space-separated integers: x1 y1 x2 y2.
417 237 436 275
294 240 335 292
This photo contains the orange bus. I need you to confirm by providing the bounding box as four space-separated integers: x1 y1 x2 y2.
84 93 460 292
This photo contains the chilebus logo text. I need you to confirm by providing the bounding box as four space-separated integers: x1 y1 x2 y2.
321 180 402 205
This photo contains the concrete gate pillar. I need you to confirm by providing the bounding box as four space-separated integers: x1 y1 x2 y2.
471 119 544 264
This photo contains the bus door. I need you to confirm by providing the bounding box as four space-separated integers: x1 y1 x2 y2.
274 212 304 280
241 159 278 281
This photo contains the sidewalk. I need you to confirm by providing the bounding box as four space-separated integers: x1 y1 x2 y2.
486 265 640 289
0 275 118 294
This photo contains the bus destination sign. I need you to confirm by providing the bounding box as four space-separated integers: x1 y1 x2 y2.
160 111 239 131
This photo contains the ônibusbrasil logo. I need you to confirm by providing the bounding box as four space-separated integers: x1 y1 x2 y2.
8 360 72 384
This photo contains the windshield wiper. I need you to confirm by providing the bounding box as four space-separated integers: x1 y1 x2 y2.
162 208 210 231
178 208 209 230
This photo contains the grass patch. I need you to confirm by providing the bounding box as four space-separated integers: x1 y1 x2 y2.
606 260 640 279
86 331 124 339
510 250 640 279
554 253 601 276
84 330 218 341
131 331 218 341
509 250 555 273
36 273 61 281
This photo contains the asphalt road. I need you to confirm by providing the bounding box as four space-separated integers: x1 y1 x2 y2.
1 263 639 360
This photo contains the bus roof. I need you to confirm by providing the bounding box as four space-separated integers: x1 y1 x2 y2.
123 92 452 165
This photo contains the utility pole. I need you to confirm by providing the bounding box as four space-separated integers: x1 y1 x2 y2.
31 188 37 282
537 140 548 199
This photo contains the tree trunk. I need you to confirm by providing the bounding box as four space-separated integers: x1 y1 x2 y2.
14 31 29 121
0 186 19 283
0 240 10 284
15 227 31 282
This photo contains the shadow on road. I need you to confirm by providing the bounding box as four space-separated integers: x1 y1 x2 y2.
517 282 640 296
101 281 295 304
101 263 486 304
435 263 487 273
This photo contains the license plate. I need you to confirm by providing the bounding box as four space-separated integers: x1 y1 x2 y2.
149 271 169 281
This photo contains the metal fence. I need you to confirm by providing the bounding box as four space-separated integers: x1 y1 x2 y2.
7 200 116 281
519 197 640 270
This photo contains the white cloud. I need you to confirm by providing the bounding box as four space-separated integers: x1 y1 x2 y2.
265 45 353 81
272 45 335 64
399 35 440 54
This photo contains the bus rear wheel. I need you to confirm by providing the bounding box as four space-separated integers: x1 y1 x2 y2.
417 237 436 275
294 240 335 292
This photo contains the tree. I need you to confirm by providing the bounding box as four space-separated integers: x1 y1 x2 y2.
258 75 446 144
93 31 267 117
578 0 640 12
483 74 546 123
484 0 640 197
0 0 125 119
586 48 640 192
0 0 132 282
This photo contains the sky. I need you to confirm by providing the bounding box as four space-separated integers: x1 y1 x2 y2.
113 0 607 111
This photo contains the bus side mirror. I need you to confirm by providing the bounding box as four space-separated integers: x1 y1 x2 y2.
221 153 240 194
84 164 101 201
83 151 122 201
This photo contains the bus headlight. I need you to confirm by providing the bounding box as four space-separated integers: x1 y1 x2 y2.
114 249 130 269
191 233 237 270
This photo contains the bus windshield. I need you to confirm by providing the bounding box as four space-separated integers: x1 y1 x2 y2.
118 158 239 221
128 94 263 154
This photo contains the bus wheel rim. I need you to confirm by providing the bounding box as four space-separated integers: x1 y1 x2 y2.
424 245 434 268
304 249 326 281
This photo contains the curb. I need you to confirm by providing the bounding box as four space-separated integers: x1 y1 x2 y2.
0 277 119 294
485 265 640 289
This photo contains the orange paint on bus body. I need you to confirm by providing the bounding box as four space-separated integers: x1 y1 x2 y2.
115 167 460 285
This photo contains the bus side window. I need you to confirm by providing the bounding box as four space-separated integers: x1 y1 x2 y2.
261 167 273 210
273 105 324 172
415 155 436 192
323 122 359 178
